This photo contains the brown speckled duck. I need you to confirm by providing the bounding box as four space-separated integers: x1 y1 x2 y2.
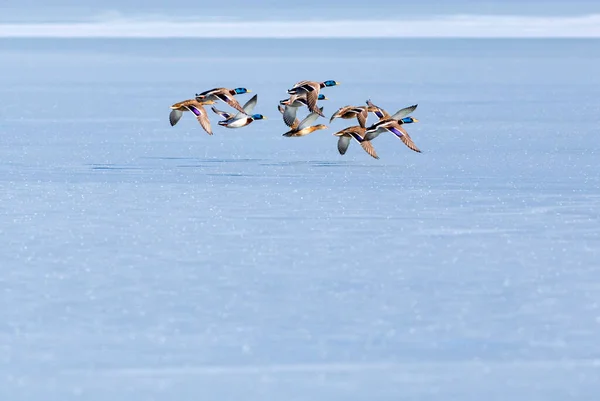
333 125 379 159
169 98 216 135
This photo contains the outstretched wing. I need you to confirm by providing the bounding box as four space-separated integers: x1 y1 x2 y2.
282 105 299 128
391 104 418 120
279 104 298 126
211 106 233 120
366 99 390 119
297 107 323 131
304 88 322 115
169 109 183 126
186 105 213 135
241 94 258 115
388 125 421 153
216 92 245 113
356 108 368 128
337 135 350 155
360 140 379 159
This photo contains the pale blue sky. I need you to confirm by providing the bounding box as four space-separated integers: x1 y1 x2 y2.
2 0 600 22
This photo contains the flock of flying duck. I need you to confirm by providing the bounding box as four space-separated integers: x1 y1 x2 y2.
169 80 421 159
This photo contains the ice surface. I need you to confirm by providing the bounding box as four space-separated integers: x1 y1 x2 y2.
0 38 599 400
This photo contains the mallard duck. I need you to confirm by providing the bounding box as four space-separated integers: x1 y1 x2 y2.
364 119 421 153
279 93 327 127
195 87 251 113
333 126 379 159
282 108 328 137
361 99 420 152
215 112 266 128
211 94 267 128
169 98 216 135
286 80 340 116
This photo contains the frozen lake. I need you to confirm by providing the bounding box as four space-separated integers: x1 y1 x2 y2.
1 38 600 400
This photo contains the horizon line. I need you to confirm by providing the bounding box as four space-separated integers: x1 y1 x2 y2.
2 14 600 38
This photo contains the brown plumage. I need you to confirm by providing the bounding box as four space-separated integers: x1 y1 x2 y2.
329 105 386 128
169 98 216 135
333 126 379 159
392 123 421 153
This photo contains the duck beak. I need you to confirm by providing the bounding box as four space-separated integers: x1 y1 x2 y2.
413 118 419 123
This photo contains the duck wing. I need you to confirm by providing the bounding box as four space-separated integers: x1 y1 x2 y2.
169 109 183 126
282 105 299 128
366 99 391 119
186 104 213 135
215 92 246 113
211 106 234 120
360 140 379 159
391 104 418 120
304 87 323 116
356 108 368 128
241 94 258 115
388 124 421 153
297 108 323 131
337 135 350 155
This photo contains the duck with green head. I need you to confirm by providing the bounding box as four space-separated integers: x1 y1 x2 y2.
286 80 340 116
364 119 421 153
363 99 421 153
211 94 267 128
195 87 251 113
